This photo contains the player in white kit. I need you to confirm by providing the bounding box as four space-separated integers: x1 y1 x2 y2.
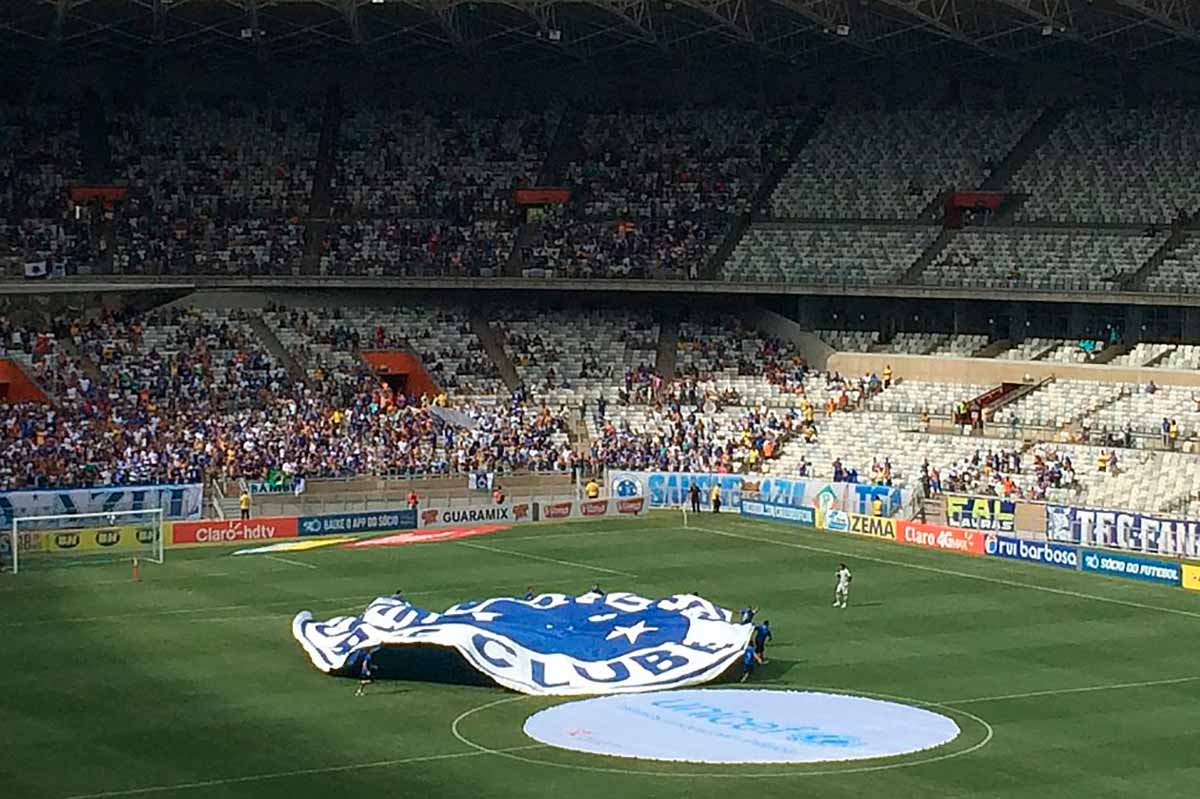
833 563 852 609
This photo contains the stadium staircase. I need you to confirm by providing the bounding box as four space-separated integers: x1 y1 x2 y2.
897 227 955 285
979 103 1068 193
245 314 307 382
750 106 826 220
536 110 584 186
504 110 586 277
974 339 1012 358
655 312 680 382
1121 226 1189 291
301 84 343 275
469 312 521 391
706 107 826 280
1089 343 1130 365
703 212 750 280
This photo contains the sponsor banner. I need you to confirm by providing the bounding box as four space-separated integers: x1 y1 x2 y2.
342 525 509 548
419 503 531 529
580 499 609 517
609 471 904 517
739 500 816 528
946 495 1016 532
0 483 204 528
39 524 160 555
293 591 750 695
984 534 1078 570
847 513 896 540
896 521 986 556
1182 564 1200 592
171 516 298 545
1080 549 1182 586
822 509 850 532
541 501 573 520
1045 505 1200 559
616 497 646 516
234 538 353 555
298 509 417 537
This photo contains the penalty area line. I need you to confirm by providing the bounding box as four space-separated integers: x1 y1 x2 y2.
941 675 1200 706
454 540 637 578
264 554 318 570
58 744 547 799
687 521 1200 622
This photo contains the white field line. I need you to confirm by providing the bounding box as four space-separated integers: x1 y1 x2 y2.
941 675 1200 705
58 744 546 799
688 521 1200 622
0 574 606 628
264 555 318 570
454 540 637 578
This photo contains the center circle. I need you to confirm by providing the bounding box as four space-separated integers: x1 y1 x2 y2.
522 689 961 764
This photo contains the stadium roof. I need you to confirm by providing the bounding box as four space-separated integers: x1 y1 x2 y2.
2 1 1199 83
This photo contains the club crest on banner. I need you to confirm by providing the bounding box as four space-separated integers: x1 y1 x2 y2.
293 592 752 695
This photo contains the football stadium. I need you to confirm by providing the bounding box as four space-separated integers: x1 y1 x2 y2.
2 1 1200 797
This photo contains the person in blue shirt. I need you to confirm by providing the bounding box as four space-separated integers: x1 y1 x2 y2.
753 621 773 664
739 642 762 682
524 585 535 601
739 606 758 624
392 588 404 599
354 647 378 697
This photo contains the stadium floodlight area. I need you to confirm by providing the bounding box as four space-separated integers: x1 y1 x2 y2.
6 508 164 574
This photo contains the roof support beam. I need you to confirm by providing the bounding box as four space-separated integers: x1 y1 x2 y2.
874 0 1016 59
1113 0 1200 42
581 0 660 47
674 0 754 42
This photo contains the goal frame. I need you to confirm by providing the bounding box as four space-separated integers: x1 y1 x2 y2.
8 507 165 575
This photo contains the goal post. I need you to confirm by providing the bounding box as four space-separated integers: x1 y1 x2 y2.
6 508 165 575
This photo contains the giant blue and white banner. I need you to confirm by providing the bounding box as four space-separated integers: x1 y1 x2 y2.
293 591 752 695
609 471 904 517
1046 505 1200 559
0 483 204 528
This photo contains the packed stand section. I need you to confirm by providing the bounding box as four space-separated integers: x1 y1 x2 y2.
1011 107 1200 225
0 304 577 488
326 107 558 276
723 224 936 285
539 108 793 279
520 209 710 280
0 103 102 276
769 108 1037 220
319 219 511 277
924 229 1165 291
105 100 318 276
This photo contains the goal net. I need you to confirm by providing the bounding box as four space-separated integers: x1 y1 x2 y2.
5 508 165 574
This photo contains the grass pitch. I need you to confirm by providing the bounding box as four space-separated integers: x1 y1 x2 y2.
2 512 1199 799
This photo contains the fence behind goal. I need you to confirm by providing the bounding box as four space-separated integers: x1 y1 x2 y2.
5 508 165 574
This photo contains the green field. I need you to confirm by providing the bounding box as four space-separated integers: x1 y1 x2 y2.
3 512 1199 799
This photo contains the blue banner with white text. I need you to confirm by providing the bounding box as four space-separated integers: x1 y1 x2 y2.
298 509 417 537
608 471 904 517
1046 505 1200 559
1079 549 1182 586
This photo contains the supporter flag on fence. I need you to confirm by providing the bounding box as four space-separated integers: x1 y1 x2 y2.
24 260 48 279
470 471 494 492
293 591 752 695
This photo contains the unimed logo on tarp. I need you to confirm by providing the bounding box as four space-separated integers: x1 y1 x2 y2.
172 517 298 545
